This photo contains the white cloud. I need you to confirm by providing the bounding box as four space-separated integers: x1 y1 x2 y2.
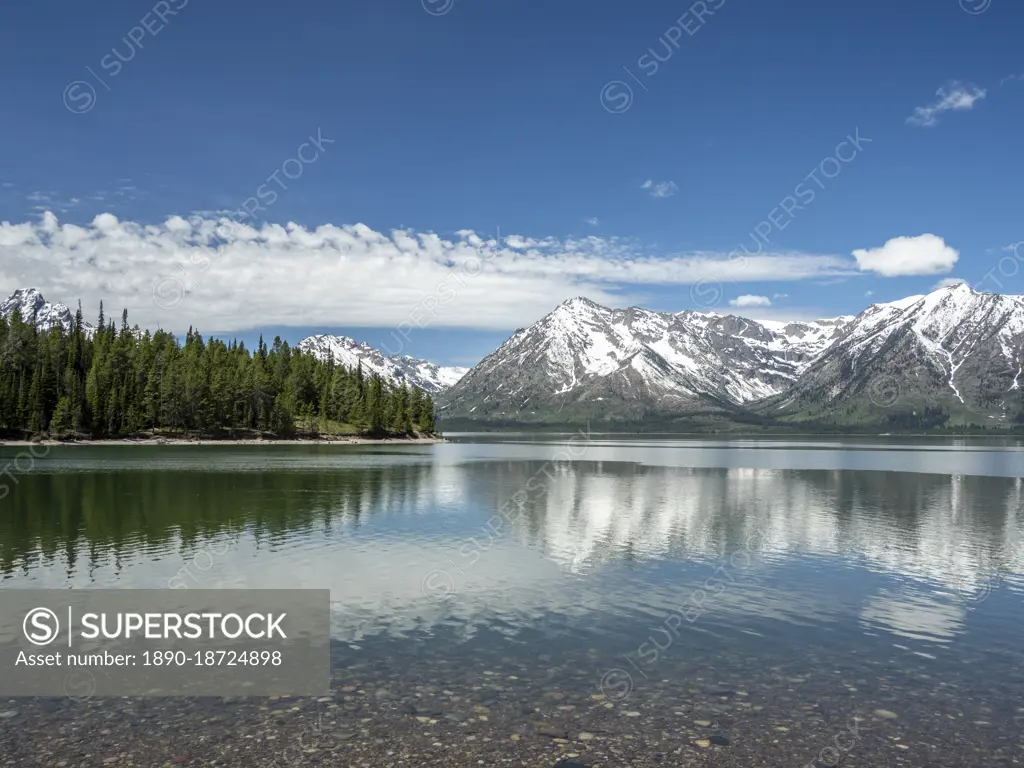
584 217 599 226
907 81 987 127
729 295 772 308
932 277 966 290
772 292 788 299
864 290 874 297
0 212 860 333
503 235 532 249
641 179 678 198
852 234 959 277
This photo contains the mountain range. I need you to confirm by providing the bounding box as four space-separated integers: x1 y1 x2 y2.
438 283 1024 430
6 284 1023 430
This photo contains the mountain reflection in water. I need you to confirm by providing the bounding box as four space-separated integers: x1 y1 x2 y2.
1 441 1020 656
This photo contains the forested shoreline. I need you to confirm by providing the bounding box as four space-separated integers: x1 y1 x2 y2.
0 303 437 440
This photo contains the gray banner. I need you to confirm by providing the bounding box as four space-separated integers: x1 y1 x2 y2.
0 589 330 697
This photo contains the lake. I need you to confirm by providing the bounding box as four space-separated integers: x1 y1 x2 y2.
1 435 1022 767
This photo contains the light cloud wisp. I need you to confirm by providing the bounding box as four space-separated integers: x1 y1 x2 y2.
907 81 987 127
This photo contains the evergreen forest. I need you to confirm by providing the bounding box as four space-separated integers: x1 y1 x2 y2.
0 304 437 440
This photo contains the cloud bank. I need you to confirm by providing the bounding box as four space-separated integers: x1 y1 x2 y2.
1 212 863 333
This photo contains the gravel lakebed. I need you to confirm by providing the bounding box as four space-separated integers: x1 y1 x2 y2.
1 637 1020 767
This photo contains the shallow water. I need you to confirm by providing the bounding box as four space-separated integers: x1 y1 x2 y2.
1 436 1022 766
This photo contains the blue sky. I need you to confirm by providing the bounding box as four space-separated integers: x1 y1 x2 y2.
0 0 1021 365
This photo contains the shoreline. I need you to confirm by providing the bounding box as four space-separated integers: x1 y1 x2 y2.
0 435 446 447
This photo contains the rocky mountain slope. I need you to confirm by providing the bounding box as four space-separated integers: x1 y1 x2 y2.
439 297 855 423
440 285 1024 428
298 334 468 394
0 288 79 333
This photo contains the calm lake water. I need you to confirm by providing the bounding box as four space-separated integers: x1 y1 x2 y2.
1 435 1023 766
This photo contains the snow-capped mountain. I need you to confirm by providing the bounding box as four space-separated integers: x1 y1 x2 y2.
441 284 1024 427
298 334 469 394
765 282 1024 425
0 288 78 333
439 297 856 423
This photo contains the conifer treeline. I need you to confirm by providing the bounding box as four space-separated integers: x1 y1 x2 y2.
0 304 437 439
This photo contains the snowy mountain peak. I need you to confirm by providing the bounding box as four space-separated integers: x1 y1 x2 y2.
297 334 468 393
557 296 603 311
0 288 77 333
942 281 973 294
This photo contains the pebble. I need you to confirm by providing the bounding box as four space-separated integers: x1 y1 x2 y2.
537 724 568 739
874 709 899 719
694 739 711 748
0 711 17 719
577 732 595 740
623 710 641 717
708 685 737 697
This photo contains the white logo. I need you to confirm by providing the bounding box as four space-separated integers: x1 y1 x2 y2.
23 607 60 646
